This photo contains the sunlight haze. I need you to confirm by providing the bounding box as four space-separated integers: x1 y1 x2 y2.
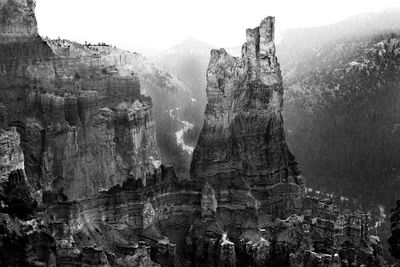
35 0 400 56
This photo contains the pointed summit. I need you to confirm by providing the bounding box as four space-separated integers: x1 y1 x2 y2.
190 17 303 218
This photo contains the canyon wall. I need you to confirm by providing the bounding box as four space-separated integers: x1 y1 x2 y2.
0 1 389 266
0 127 24 182
0 0 38 43
0 0 160 201
0 0 165 265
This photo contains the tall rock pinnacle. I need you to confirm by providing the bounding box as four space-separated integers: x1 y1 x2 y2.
185 18 385 266
190 17 303 217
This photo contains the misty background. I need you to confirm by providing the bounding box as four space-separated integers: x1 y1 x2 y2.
36 0 400 56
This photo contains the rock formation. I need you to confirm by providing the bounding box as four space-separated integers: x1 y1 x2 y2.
389 200 400 260
0 0 160 201
185 17 386 267
191 17 303 219
0 1 389 266
0 0 38 43
0 1 164 264
0 127 24 183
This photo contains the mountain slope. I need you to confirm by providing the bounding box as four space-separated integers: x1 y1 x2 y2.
277 8 400 70
283 33 400 202
153 37 214 105
281 30 400 264
152 38 219 174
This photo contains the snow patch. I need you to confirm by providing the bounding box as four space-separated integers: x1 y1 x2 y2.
149 156 162 169
340 196 349 202
374 205 386 228
221 233 233 246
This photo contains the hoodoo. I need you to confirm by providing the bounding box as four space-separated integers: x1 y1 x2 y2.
191 17 303 219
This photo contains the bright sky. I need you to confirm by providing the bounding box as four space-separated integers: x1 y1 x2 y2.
35 0 400 56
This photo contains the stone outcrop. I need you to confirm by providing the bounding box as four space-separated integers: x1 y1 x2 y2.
1 169 37 219
185 195 385 266
0 127 24 183
191 17 303 219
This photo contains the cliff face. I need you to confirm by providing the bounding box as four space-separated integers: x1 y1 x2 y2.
0 127 24 183
0 2 160 200
0 1 164 265
47 38 200 177
0 0 38 43
191 17 303 218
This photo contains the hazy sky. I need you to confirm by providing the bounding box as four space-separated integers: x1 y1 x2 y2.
35 0 400 56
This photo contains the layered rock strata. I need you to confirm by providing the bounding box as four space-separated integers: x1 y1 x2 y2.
0 165 198 266
0 0 160 201
185 17 386 266
0 0 38 43
0 1 389 266
0 127 24 183
191 17 303 219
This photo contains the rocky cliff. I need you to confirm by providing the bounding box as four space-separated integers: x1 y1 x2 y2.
0 1 389 266
191 17 303 219
0 0 164 265
0 127 24 183
184 17 386 267
0 0 38 43
0 0 160 201
46 38 200 177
